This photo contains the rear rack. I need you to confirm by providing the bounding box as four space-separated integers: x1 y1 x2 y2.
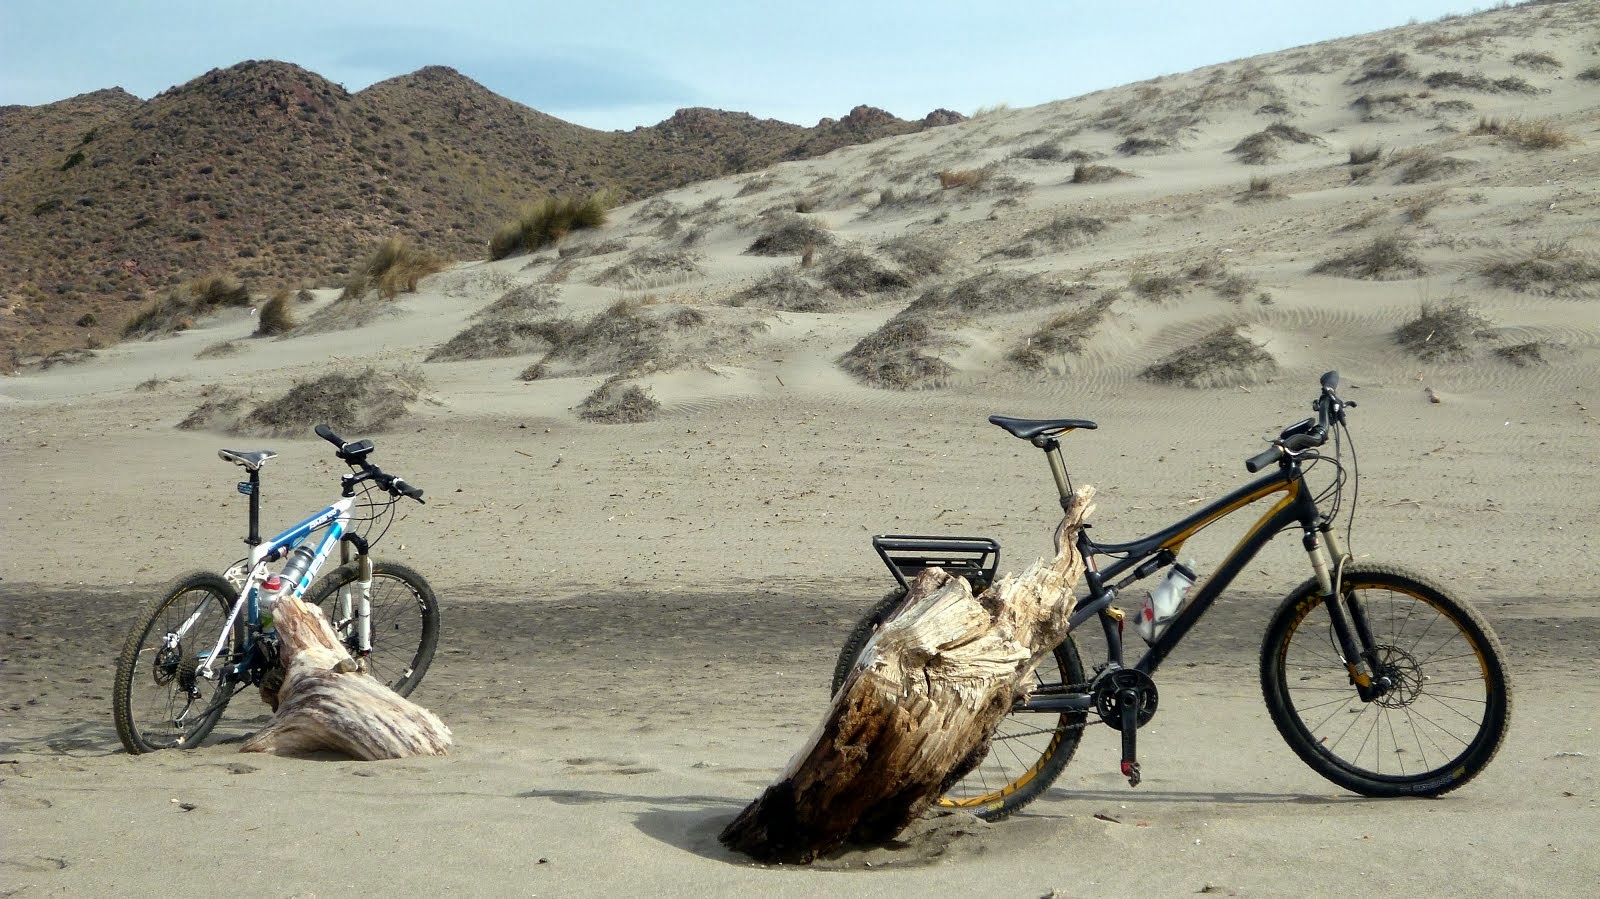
873 534 1001 592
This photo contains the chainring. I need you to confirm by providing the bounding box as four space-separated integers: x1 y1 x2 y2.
1093 667 1159 731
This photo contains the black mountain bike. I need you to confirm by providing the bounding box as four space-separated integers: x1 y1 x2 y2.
832 372 1511 819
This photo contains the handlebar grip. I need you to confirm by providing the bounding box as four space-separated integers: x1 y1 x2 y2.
391 477 426 504
1320 370 1340 391
314 423 346 448
1283 427 1327 453
1246 446 1282 473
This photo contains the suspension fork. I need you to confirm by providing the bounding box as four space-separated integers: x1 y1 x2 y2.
1303 520 1383 701
336 537 375 655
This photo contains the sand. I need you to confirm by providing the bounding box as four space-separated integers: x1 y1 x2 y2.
4 3 1600 895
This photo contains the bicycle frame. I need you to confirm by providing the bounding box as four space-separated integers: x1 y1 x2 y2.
184 497 357 682
1020 446 1377 713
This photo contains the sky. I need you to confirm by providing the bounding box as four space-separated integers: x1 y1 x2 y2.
1 0 1483 132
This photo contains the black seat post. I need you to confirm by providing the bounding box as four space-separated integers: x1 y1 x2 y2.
245 468 263 547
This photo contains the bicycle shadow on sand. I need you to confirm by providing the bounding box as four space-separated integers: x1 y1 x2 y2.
0 713 274 759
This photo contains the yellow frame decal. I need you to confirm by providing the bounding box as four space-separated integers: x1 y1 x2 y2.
1158 478 1299 558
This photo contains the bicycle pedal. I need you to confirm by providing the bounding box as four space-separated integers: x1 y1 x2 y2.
1121 759 1142 787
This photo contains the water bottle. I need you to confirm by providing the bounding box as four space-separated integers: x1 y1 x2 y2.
1136 559 1197 644
258 573 286 631
279 544 316 590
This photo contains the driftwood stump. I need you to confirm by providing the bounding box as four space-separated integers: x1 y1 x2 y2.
720 486 1095 863
240 595 452 759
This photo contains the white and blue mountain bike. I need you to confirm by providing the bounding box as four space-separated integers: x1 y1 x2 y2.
113 424 439 754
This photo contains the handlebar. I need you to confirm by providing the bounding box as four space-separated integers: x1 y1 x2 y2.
316 423 426 503
1244 371 1354 472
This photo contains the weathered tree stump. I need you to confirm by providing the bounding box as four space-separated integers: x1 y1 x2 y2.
240 595 452 759
720 486 1095 863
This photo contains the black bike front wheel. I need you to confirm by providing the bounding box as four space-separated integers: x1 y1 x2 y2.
1260 563 1511 797
113 571 242 754
304 560 439 696
832 588 1087 820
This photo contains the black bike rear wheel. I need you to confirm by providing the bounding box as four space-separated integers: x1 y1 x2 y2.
1260 563 1511 797
304 560 439 696
113 571 242 754
832 588 1086 820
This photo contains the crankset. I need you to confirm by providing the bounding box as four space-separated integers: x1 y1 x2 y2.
1093 668 1158 730
1092 668 1159 787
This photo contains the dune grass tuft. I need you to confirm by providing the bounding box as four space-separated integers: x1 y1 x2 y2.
489 192 614 261
342 238 445 300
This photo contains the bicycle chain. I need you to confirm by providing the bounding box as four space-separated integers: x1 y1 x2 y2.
993 681 1098 742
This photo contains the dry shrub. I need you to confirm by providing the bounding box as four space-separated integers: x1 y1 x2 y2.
903 271 1092 325
747 216 833 256
1071 164 1131 183
879 235 947 279
1479 242 1600 296
1424 71 1537 93
1129 270 1186 301
818 249 912 296
1022 214 1109 248
1312 234 1426 280
592 247 703 288
1230 123 1318 165
196 340 239 359
475 283 559 320
1494 341 1556 367
1402 189 1448 223
1511 51 1562 72
1352 92 1416 122
1016 143 1066 161
122 274 252 339
489 191 613 260
254 290 295 336
427 319 563 362
534 298 722 375
735 174 777 197
1007 293 1117 369
342 238 444 300
1393 151 1473 184
576 376 661 423
181 367 426 436
1238 175 1287 203
1348 144 1383 165
838 316 955 390
1140 326 1276 388
1579 65 1600 81
1471 117 1576 150
1393 302 1494 361
730 267 838 312
176 390 248 432
1185 260 1260 302
1117 136 1171 155
1415 27 1497 49
1350 51 1416 84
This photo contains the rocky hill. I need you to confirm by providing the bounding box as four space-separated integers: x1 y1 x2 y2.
0 61 953 367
